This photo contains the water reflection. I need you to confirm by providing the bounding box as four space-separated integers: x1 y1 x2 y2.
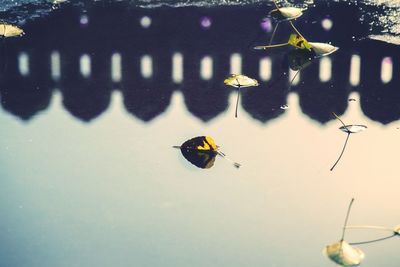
0 1 399 124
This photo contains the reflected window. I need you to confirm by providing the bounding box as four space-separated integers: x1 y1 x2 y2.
321 18 333 31
230 53 242 74
111 53 122 82
259 57 272 81
18 52 29 77
349 54 360 86
50 51 61 81
80 54 91 78
289 69 300 85
319 57 332 82
140 16 152 28
172 52 183 83
141 55 153 79
381 57 393 84
200 16 212 29
80 14 89 26
200 56 213 80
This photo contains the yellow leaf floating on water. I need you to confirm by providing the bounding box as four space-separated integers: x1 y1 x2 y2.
288 33 313 50
224 74 258 118
196 136 218 151
179 136 217 152
324 241 365 267
224 74 259 88
0 23 24 37
174 136 240 169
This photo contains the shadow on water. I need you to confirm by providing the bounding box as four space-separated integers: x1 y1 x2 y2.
0 1 399 124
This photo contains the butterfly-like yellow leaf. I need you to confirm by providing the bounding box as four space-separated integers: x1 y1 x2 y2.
288 34 312 50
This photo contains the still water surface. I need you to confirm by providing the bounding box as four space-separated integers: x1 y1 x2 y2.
0 1 399 267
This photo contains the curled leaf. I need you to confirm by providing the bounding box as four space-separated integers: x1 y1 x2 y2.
0 23 24 37
269 7 303 21
308 42 339 57
324 241 365 267
278 7 303 19
339 125 367 134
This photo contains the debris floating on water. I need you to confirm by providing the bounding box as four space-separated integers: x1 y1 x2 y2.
0 23 24 37
280 104 289 110
224 74 259 118
174 136 241 169
324 198 365 267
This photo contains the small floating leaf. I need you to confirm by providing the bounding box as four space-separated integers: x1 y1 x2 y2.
324 241 365 267
175 136 240 169
339 125 367 134
324 199 365 267
269 7 303 21
280 104 289 110
330 113 366 171
278 7 303 19
224 74 259 88
288 33 313 50
224 74 259 118
0 23 24 37
308 42 339 57
269 0 303 21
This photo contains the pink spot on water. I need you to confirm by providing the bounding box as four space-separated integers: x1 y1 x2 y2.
80 15 89 26
260 18 272 32
200 17 212 29
383 57 393 65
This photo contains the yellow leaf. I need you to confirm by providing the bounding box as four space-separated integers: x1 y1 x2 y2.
288 34 312 50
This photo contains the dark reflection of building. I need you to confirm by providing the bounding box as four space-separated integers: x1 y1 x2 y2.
61 50 111 122
182 52 230 122
241 53 287 123
122 52 174 121
297 50 350 123
0 37 53 121
292 2 363 123
0 1 399 124
358 39 400 124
